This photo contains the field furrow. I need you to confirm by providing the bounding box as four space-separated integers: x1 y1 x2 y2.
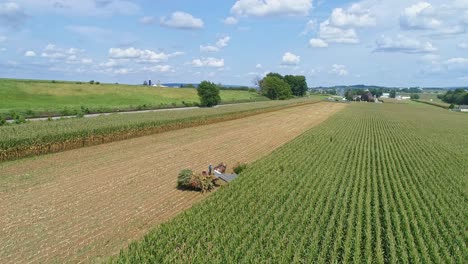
112 103 467 263
0 102 345 263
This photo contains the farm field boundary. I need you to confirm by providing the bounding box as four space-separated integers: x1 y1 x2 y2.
0 102 347 263
412 99 450 109
112 103 467 263
0 99 322 162
0 78 268 118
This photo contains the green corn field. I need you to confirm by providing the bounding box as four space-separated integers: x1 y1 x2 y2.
0 98 320 161
112 102 467 263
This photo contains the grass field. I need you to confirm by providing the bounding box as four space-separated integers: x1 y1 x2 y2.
0 97 325 161
0 102 345 263
0 79 267 117
113 102 467 263
402 92 450 106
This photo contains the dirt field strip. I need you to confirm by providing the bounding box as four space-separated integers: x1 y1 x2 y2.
0 102 346 263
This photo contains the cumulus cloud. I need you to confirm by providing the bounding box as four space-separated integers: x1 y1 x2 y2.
200 36 231 52
256 63 263 69
24 50 36 57
41 45 67 59
160 11 204 29
309 38 328 48
400 2 441 30
231 0 313 17
108 47 183 63
331 64 349 76
329 7 376 28
319 20 359 44
216 36 231 48
0 2 27 29
281 52 300 65
191 57 225 68
375 35 437 54
223 16 238 25
0 36 6 42
400 2 466 35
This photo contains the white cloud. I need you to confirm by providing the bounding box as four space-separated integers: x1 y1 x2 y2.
143 65 174 73
24 50 36 57
301 19 317 35
331 64 349 76
281 52 300 65
231 0 313 17
200 36 231 52
256 63 263 69
108 47 183 62
200 45 219 52
329 7 376 28
309 38 328 48
400 2 441 30
375 35 437 54
100 59 122 68
319 20 359 44
216 36 231 48
444 57 468 65
0 36 6 42
160 11 204 29
223 16 238 25
0 2 27 29
140 16 155 24
399 2 466 35
41 51 66 59
114 68 130 75
191 57 225 68
40 44 89 62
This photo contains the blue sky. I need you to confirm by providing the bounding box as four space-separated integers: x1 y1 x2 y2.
0 0 467 87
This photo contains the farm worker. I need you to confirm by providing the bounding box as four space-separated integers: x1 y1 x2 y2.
208 164 212 175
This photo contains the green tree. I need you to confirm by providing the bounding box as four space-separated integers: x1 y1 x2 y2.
260 76 292 100
390 90 396 98
410 94 420 99
344 89 354 101
284 75 308 96
197 81 221 107
266 72 284 80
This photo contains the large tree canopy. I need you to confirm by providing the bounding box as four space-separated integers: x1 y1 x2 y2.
284 75 308 96
260 76 292 100
438 89 468 105
197 81 221 107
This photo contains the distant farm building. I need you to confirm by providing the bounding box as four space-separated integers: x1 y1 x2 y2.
396 95 411 100
381 93 390 98
459 105 468 112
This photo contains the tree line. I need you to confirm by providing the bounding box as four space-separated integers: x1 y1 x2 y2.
258 73 308 100
438 89 468 105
